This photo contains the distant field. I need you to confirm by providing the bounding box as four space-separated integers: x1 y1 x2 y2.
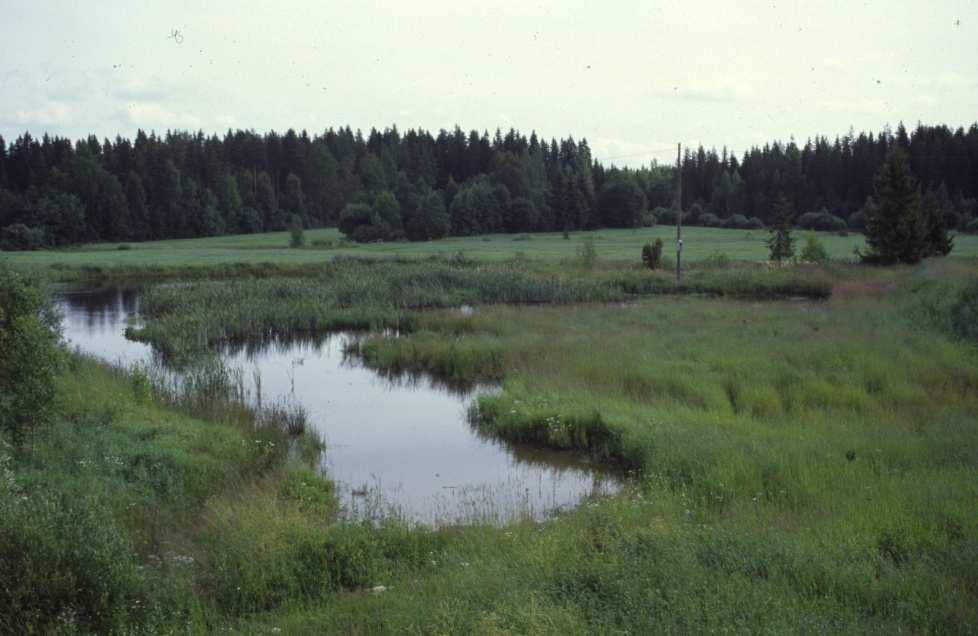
5 225 978 271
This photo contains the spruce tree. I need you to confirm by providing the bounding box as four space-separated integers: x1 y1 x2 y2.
766 194 795 264
864 146 927 264
921 190 953 256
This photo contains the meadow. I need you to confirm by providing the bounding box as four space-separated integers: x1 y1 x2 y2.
8 225 978 277
3 237 978 632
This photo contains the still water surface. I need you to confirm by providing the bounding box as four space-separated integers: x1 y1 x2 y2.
57 287 620 525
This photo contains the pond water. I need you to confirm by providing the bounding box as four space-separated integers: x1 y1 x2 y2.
57 287 621 525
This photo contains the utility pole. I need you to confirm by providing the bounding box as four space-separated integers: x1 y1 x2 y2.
674 142 683 286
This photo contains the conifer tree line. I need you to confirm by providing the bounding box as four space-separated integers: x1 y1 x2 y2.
0 122 976 250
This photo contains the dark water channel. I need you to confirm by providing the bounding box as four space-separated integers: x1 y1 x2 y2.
57 287 621 525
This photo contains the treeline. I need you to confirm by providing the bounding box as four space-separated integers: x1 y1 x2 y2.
0 126 639 248
680 122 978 232
1 122 977 249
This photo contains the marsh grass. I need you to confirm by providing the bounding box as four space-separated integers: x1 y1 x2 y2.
127 257 831 361
309 262 978 632
7 259 978 633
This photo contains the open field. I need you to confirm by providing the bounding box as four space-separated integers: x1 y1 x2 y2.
7 226 978 276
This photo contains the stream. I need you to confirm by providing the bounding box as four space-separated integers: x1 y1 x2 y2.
57 286 621 525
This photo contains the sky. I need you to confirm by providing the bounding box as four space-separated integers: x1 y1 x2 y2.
1 0 976 167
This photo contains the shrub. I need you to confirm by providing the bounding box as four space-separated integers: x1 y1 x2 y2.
723 214 763 230
696 212 722 227
847 210 866 231
116 244 133 251
799 233 829 263
0 224 46 251
702 251 732 268
641 238 664 270
797 210 847 232
949 278 978 342
0 488 150 633
288 214 305 248
239 207 264 234
0 266 63 445
656 207 687 225
577 236 597 269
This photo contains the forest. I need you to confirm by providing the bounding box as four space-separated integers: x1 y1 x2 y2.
1 122 977 250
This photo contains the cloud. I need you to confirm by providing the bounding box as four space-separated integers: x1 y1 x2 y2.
3 100 75 130
118 102 201 129
651 79 756 103
589 136 675 166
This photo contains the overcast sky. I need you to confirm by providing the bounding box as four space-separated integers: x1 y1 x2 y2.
2 1 976 166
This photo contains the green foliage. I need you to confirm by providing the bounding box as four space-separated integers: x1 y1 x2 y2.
796 209 847 232
597 175 647 227
576 236 597 269
0 481 152 633
6 263 978 632
641 237 664 270
766 194 795 264
288 214 305 248
865 146 928 264
950 278 978 342
405 189 451 241
922 190 954 256
0 358 257 633
910 275 978 343
127 258 831 360
0 223 46 250
337 191 404 243
318 266 978 633
0 265 62 445
800 233 829 263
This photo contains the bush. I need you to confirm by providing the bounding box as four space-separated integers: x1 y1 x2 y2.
641 238 664 270
640 210 657 227
0 487 150 633
949 278 978 342
239 207 264 234
702 251 732 268
0 224 46 251
655 207 687 225
847 210 866 231
696 212 722 227
0 266 63 445
577 236 597 269
799 233 829 263
797 210 847 232
116 244 133 251
288 214 305 248
723 214 764 230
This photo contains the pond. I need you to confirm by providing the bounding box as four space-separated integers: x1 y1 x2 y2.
56 286 621 525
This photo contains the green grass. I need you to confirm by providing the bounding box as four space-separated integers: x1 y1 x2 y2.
5 259 978 632
127 257 831 361
7 226 978 278
311 262 978 633
201 261 978 633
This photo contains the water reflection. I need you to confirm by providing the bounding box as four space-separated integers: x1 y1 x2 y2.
56 286 622 525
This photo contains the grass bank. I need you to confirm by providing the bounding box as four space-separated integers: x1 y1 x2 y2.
1 355 462 632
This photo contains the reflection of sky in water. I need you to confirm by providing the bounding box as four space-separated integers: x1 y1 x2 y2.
56 287 621 525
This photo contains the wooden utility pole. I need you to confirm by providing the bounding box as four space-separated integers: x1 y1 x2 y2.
674 143 683 286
